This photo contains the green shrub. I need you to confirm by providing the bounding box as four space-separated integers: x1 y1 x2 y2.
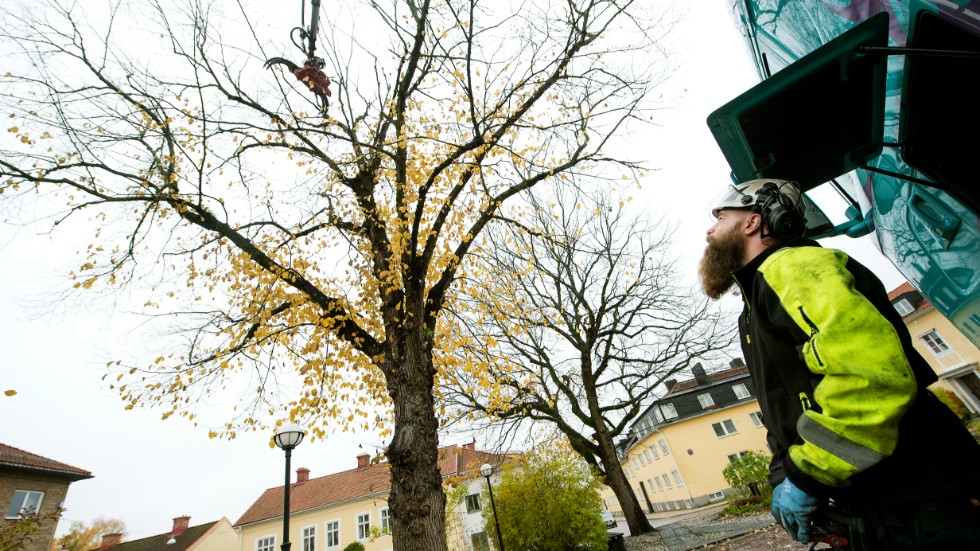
720 495 769 517
484 447 607 551
966 417 980 444
342 543 365 551
720 451 773 516
932 387 970 420
722 450 771 499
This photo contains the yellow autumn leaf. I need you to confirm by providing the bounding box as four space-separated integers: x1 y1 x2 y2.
4 390 16 396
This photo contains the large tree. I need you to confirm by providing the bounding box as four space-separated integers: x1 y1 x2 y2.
0 0 665 548
441 187 735 535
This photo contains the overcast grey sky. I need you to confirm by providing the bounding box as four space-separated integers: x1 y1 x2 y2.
0 0 905 541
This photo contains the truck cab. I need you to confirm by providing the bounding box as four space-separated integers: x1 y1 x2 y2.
708 0 980 346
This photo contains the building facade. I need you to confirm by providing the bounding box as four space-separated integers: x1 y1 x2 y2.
1 442 92 551
602 361 769 514
889 282 980 414
234 443 511 551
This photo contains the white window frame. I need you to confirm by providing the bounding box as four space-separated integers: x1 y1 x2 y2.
672 470 684 486
749 411 764 427
697 393 715 409
380 507 391 534
894 298 915 316
644 449 652 462
732 383 750 399
325 520 340 549
255 536 276 551
648 479 656 492
301 525 316 551
658 438 670 455
465 493 481 514
921 330 951 356
728 450 750 463
650 445 659 459
662 473 672 489
708 491 725 502
356 512 371 540
5 490 44 519
638 454 646 466
712 419 738 437
653 408 664 423
661 403 678 419
654 477 663 490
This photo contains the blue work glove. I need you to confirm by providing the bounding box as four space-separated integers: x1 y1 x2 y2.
770 478 817 543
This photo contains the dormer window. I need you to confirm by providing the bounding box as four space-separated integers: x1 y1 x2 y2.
697 393 715 409
732 383 750 400
894 298 915 316
660 403 678 419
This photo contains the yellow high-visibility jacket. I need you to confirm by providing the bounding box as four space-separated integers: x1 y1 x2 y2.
731 240 979 503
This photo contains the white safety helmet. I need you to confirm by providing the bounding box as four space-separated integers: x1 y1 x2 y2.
710 178 806 239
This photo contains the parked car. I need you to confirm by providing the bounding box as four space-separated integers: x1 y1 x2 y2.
601 510 617 529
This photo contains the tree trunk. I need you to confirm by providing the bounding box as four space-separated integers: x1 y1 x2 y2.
600 446 654 535
384 328 447 550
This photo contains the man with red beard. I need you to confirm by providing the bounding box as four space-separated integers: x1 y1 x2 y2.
700 178 980 549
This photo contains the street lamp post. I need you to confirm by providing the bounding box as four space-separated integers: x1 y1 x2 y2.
274 424 306 551
480 463 505 551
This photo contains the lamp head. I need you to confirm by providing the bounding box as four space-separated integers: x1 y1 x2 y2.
480 463 493 478
274 423 306 450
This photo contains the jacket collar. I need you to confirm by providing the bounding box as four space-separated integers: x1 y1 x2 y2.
731 238 820 298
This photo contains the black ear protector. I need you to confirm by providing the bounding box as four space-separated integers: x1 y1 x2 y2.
755 181 805 240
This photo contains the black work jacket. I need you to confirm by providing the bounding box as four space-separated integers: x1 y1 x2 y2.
731 239 979 505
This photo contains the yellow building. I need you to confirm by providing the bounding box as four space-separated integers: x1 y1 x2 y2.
602 361 769 514
234 443 510 551
889 282 980 413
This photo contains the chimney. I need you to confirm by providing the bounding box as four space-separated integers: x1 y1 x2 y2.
462 438 476 450
729 357 746 369
296 467 310 483
170 516 190 537
356 453 370 470
99 533 123 549
692 363 710 386
664 379 677 391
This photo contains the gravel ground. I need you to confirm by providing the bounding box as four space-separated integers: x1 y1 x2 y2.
693 523 813 550
621 509 812 551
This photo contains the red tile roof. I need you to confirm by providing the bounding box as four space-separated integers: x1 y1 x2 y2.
887 282 916 300
887 282 932 318
234 444 514 527
664 367 749 396
0 442 93 480
89 519 228 551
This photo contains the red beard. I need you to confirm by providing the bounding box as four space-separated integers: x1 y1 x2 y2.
698 226 747 300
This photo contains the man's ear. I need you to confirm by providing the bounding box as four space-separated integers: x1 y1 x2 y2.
743 212 763 234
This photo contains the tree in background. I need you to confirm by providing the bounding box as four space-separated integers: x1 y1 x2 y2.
0 509 63 551
441 187 735 534
483 444 606 551
0 0 667 547
53 518 127 551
